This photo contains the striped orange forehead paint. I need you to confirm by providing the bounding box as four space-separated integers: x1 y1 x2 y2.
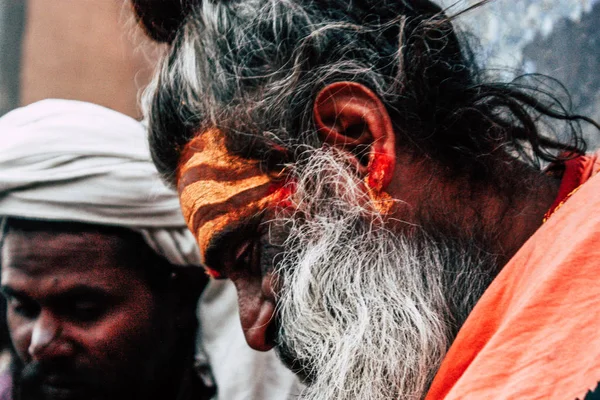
177 129 292 277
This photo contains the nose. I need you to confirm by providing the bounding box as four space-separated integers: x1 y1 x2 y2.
28 311 74 362
234 273 278 352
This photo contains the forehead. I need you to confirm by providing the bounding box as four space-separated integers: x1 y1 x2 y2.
177 129 274 222
1 228 138 290
177 129 290 270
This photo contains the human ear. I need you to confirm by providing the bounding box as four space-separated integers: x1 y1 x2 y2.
313 82 396 194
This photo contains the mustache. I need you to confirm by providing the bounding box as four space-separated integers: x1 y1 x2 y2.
19 360 101 390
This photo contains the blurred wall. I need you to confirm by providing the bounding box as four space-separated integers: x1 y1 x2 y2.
19 0 162 118
0 0 26 116
2 0 600 137
444 0 600 149
522 2 600 149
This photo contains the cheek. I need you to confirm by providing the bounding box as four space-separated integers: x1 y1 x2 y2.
80 291 157 362
7 315 32 361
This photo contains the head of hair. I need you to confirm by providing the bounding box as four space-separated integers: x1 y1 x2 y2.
131 0 197 43
143 0 595 188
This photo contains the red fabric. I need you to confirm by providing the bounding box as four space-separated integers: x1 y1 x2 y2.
546 154 599 220
425 152 600 400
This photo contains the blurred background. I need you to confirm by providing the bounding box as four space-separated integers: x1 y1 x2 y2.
444 0 600 149
0 0 162 119
0 0 599 138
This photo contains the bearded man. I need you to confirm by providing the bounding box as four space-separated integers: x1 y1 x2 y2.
133 1 600 399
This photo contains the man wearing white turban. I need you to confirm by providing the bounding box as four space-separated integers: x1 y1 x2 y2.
0 99 300 400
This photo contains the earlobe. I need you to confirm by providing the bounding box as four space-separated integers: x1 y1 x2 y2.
314 81 397 199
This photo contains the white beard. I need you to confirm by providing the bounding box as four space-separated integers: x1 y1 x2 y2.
273 149 496 400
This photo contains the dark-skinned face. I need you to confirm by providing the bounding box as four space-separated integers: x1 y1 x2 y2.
177 128 292 351
1 228 174 400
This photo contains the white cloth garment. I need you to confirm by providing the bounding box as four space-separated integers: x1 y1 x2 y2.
199 280 303 400
0 99 200 266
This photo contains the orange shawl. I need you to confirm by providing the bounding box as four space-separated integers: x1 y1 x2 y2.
426 152 600 400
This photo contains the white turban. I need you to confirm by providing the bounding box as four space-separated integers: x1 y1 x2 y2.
0 99 201 266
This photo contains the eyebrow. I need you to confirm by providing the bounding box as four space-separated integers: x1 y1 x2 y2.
0 286 26 299
0 285 112 302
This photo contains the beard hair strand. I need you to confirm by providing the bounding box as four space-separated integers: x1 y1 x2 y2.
273 148 496 400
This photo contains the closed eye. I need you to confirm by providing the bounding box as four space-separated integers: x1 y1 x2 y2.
204 217 263 278
57 297 110 323
231 239 258 276
0 287 40 319
8 297 40 319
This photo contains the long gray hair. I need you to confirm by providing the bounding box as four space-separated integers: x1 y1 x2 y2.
142 0 590 190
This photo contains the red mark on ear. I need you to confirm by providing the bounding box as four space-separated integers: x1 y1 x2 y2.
366 153 395 192
364 153 395 215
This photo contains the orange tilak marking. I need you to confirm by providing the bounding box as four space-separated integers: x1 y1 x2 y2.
177 129 293 273
179 175 272 228
189 193 284 257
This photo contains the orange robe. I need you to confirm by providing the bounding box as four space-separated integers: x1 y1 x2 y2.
426 152 600 400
